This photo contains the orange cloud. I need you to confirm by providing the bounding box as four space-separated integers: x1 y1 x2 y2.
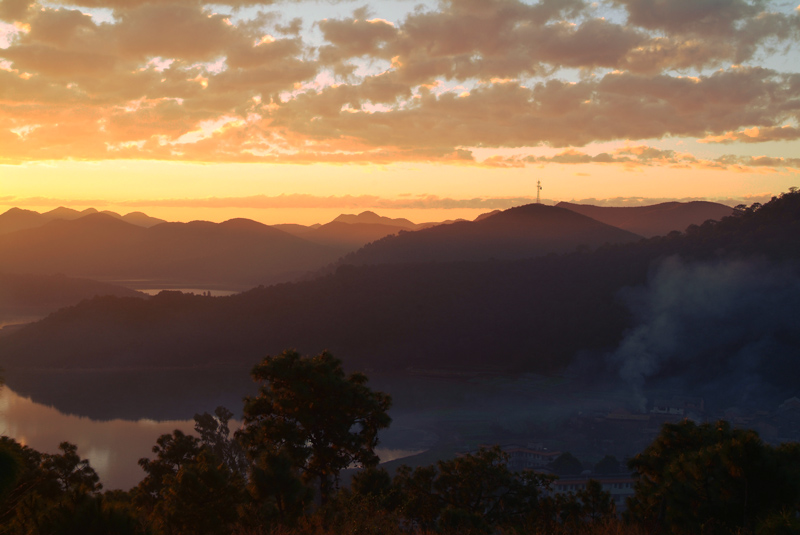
0 0 797 169
700 125 800 144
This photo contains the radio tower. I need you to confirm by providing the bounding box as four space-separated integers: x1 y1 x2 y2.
536 180 542 204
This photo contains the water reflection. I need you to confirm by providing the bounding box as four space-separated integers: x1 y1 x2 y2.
136 288 239 297
0 387 422 491
0 316 41 330
0 387 194 490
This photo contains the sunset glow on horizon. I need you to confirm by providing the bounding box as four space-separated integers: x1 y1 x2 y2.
1 0 799 224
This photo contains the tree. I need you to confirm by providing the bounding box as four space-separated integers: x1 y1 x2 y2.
0 439 123 535
194 406 248 477
136 430 244 535
550 451 584 476
236 349 392 504
594 455 621 475
244 450 313 527
575 479 616 523
394 446 555 533
627 420 800 534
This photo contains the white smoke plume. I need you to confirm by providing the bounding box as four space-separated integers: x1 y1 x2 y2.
609 256 800 409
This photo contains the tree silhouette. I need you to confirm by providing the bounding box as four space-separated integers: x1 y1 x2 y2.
194 406 248 477
236 349 392 504
136 429 243 535
627 420 800 534
0 439 118 535
594 455 621 475
394 446 555 533
550 451 584 476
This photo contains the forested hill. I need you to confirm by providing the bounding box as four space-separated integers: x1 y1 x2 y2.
336 203 642 266
556 201 733 238
0 191 798 385
0 273 144 322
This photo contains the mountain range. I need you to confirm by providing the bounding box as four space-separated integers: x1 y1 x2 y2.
337 204 642 266
0 214 341 288
0 196 785 379
4 195 788 418
0 206 165 235
0 200 734 291
556 201 733 238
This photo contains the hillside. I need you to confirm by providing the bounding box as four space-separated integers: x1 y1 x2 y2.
0 206 166 234
556 201 733 238
0 214 342 288
332 211 418 229
301 221 407 251
0 208 49 234
1 192 798 410
0 273 144 326
339 203 642 266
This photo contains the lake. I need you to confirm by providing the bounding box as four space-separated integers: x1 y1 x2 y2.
0 386 424 490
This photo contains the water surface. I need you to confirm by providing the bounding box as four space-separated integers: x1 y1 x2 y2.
0 387 422 490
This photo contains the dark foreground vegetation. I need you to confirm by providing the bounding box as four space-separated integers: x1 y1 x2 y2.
2 351 800 535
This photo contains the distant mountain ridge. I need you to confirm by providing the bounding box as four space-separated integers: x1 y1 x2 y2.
0 273 144 317
0 201 734 289
2 191 799 417
0 213 342 288
1 191 796 377
332 211 418 229
0 206 165 235
556 201 733 238
339 203 642 266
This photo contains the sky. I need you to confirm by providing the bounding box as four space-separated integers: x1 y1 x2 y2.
0 0 799 225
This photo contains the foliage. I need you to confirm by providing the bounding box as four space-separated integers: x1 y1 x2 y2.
594 455 621 475
194 406 248 477
550 451 584 476
0 438 133 535
393 446 555 533
136 429 245 535
627 419 800 534
237 350 392 504
242 450 313 528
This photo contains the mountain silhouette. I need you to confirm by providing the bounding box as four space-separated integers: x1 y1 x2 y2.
272 223 317 236
42 206 98 220
0 213 342 288
1 191 798 409
301 221 408 251
0 272 143 320
0 206 166 234
103 210 166 228
0 207 49 234
339 203 642 265
474 210 502 222
332 210 418 229
556 201 733 238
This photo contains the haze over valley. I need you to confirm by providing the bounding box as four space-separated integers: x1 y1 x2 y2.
3 193 799 495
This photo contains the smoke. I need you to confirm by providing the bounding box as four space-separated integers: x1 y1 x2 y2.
609 256 800 409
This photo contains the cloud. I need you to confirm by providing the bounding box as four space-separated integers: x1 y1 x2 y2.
612 0 762 36
700 125 800 143
3 192 785 212
0 0 798 167
0 193 541 210
484 145 800 173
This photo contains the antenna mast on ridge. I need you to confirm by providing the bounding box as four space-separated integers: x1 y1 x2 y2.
536 180 542 204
